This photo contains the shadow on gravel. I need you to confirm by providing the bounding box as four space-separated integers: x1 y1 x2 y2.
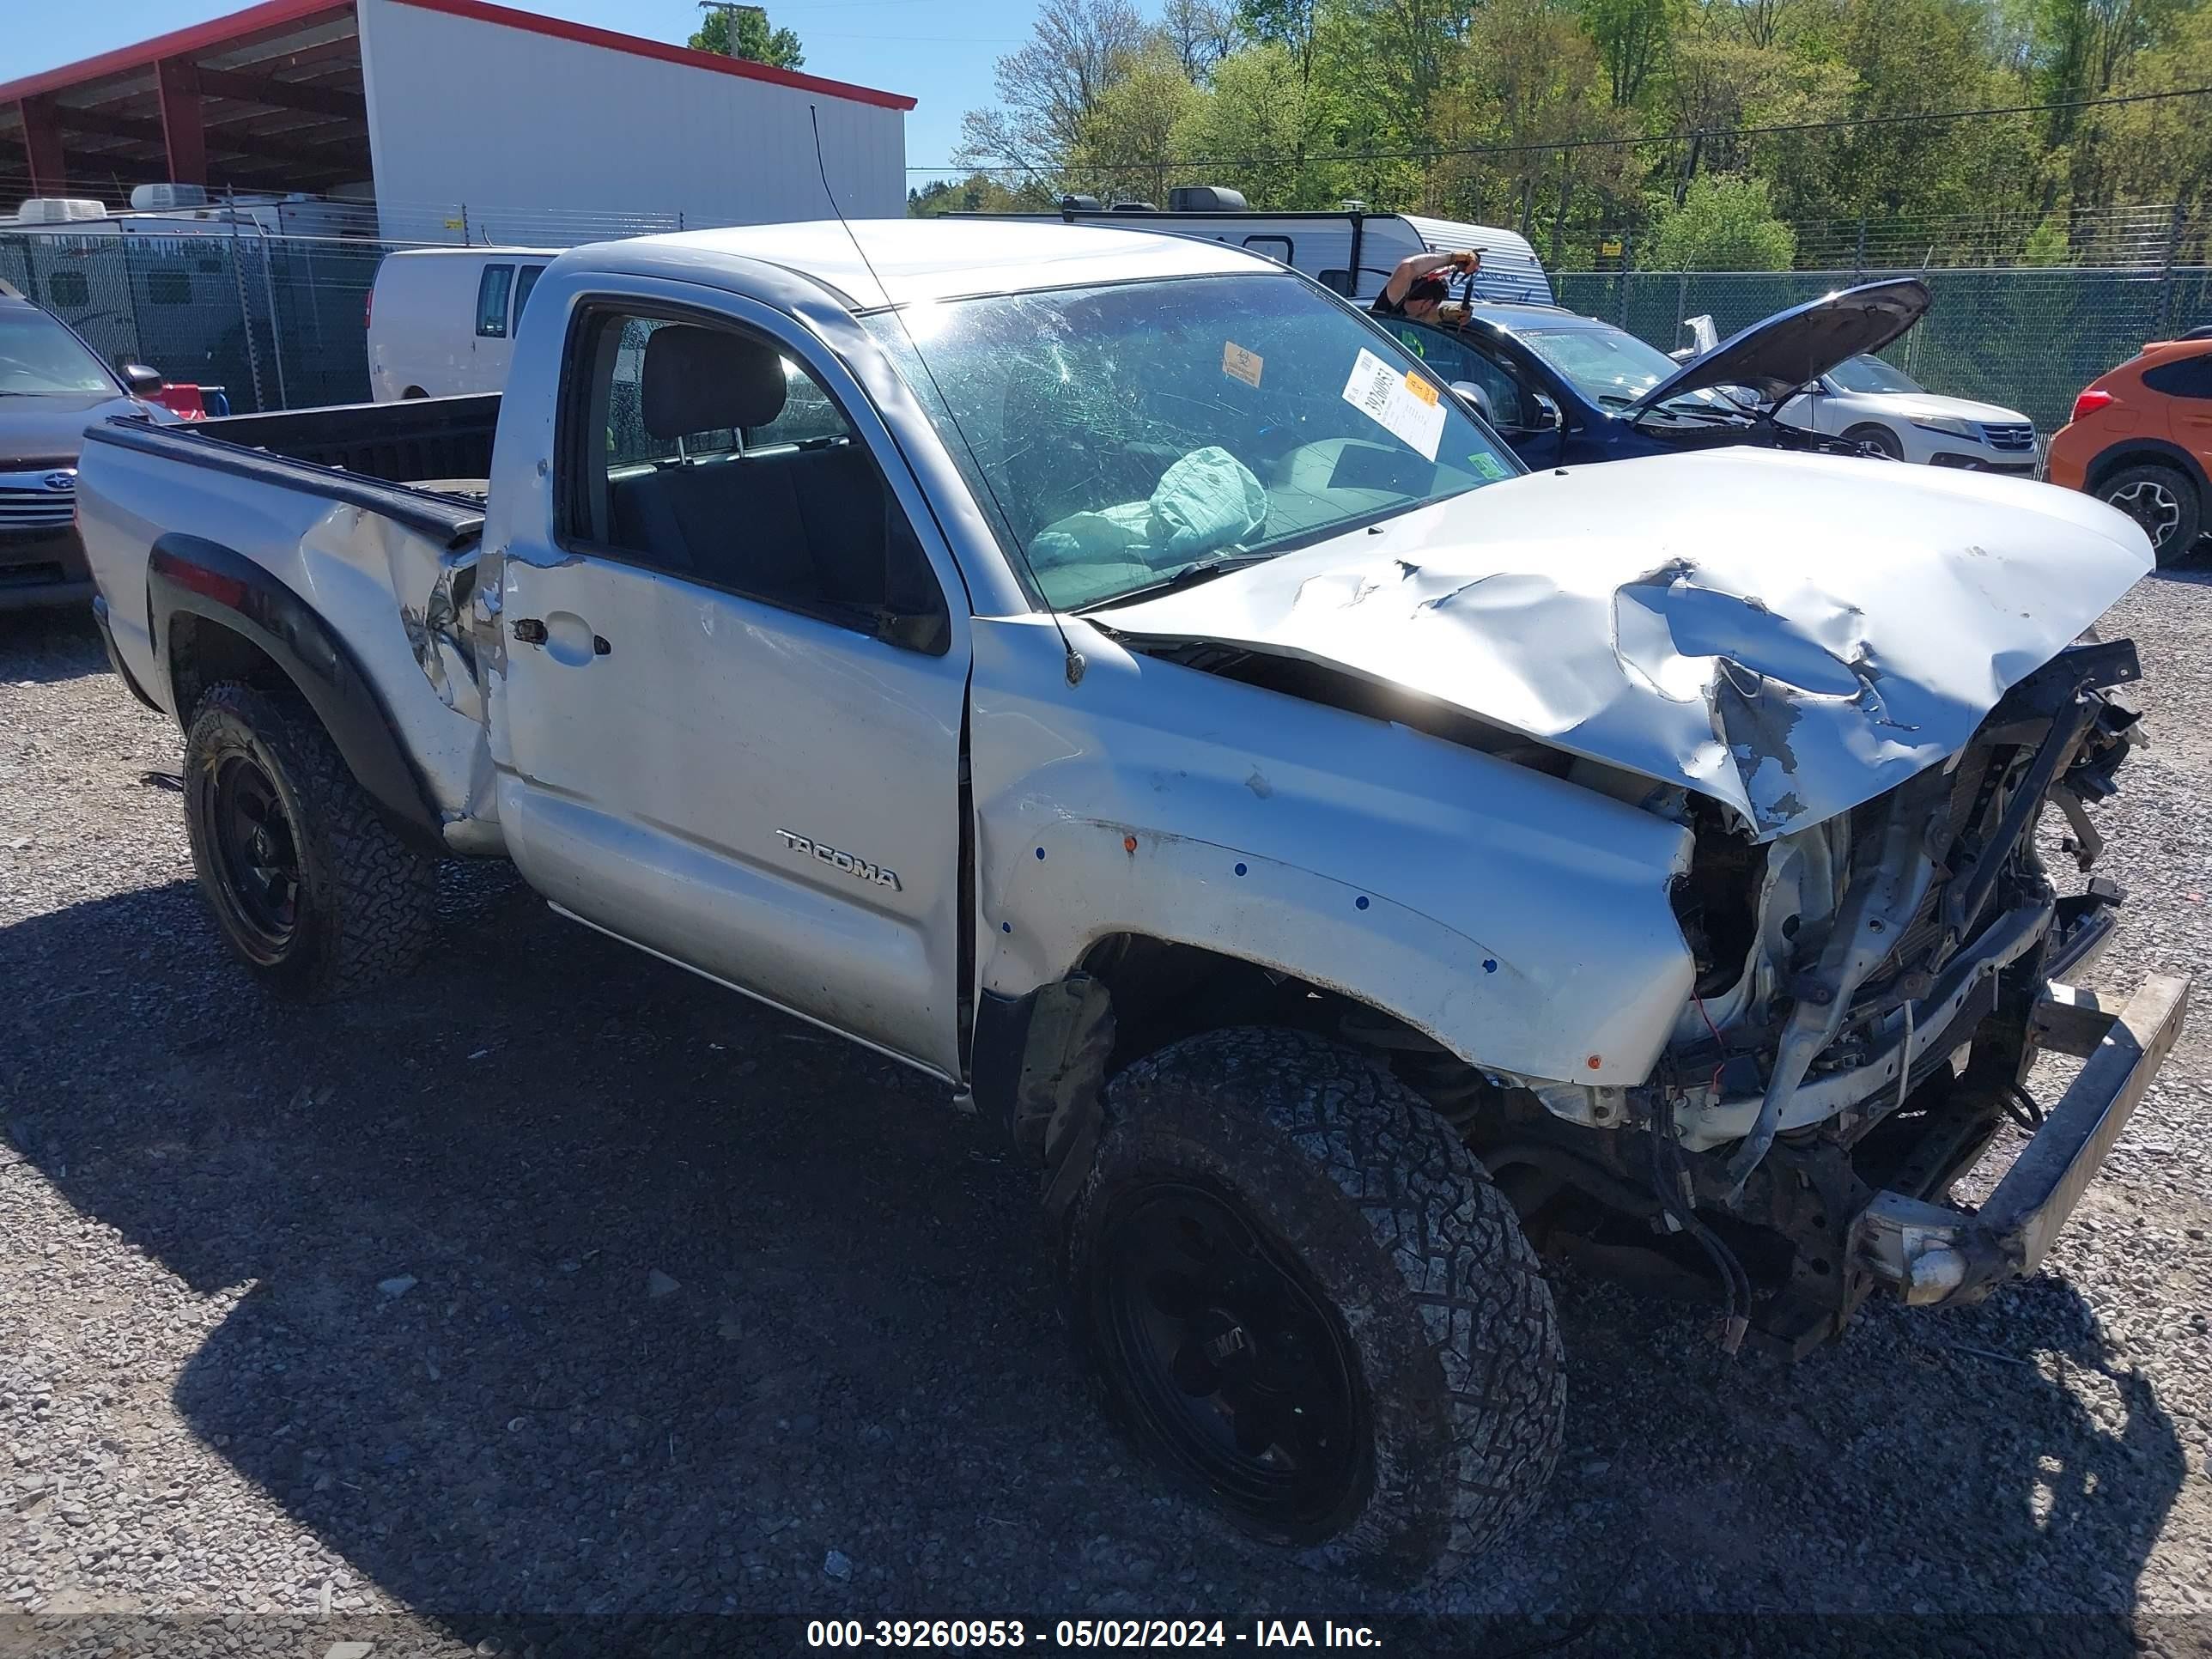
0 609 107 685
0 868 2193 1651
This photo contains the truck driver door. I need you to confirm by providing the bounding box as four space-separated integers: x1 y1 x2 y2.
492 290 971 1078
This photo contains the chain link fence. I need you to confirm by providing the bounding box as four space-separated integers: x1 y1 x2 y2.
1557 263 2210 433
0 228 389 414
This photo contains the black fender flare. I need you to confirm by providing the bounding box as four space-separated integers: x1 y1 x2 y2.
148 533 446 852
971 975 1115 1218
2083 438 2209 500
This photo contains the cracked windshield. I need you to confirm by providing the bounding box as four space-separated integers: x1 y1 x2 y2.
865 276 1522 610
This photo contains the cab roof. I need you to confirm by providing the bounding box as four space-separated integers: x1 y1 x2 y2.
573 218 1274 312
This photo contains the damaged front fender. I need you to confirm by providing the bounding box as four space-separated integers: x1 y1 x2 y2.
969 616 1700 1087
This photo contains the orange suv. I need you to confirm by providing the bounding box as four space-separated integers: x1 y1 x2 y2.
2046 328 2212 564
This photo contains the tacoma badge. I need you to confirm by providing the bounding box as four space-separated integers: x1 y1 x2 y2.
774 829 901 891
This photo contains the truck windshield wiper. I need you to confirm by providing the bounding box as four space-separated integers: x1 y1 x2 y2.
1084 552 1276 611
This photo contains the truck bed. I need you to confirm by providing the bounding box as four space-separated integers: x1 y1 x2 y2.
192 393 501 493
77 392 504 848
84 394 498 545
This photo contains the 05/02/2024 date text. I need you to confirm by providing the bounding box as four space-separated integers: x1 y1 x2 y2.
806 1619 1386 1649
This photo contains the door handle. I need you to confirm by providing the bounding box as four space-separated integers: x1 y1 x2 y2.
512 617 610 656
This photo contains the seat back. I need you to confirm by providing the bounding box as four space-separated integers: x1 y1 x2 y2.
602 323 933 636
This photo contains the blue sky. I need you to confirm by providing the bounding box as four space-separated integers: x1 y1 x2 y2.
18 0 1050 183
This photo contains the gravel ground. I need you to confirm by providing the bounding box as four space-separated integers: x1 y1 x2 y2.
3 568 2211 1658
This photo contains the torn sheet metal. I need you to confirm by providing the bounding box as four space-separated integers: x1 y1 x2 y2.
1098 449 2153 840
398 542 488 723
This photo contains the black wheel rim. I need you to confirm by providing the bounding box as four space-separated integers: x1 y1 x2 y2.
1091 1178 1367 1540
209 753 301 961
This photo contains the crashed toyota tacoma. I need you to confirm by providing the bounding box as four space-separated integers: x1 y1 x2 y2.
75 220 2187 1583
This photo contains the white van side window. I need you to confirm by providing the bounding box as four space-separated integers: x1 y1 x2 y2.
514 264 546 325
476 264 515 338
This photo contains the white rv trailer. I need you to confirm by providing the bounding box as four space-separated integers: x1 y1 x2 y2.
957 192 1553 307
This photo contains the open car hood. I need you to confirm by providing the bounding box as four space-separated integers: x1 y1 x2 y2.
1627 277 1930 416
1096 449 2151 841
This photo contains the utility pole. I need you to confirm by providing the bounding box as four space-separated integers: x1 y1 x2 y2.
696 0 768 49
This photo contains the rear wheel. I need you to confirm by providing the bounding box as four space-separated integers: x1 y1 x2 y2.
1064 1027 1565 1583
183 682 436 999
2099 462 2202 565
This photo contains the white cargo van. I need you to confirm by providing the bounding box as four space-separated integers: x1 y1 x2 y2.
366 246 557 401
960 189 1553 306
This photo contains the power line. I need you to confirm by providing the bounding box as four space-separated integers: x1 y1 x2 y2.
908 82 2212 173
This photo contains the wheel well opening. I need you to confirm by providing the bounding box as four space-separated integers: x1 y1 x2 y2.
2086 448 2190 495
1075 934 1498 1118
169 613 293 724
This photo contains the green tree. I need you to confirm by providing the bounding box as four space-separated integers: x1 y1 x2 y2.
1428 0 1641 262
1235 0 1323 82
907 173 1058 216
1652 8 1853 213
1647 171 1799 265
957 0 1150 185
689 4 805 70
2089 3 2212 218
1819 0 2033 220
1168 42 1343 206
1579 0 1671 106
1070 43 1211 200
1158 0 1238 79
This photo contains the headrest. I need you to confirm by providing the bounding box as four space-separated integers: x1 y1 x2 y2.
641 325 788 439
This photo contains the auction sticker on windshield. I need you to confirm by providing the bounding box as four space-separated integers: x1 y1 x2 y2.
1342 349 1444 461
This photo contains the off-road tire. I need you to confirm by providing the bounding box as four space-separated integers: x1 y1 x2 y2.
183 681 436 1000
2098 461 2202 566
1064 1027 1565 1583
1843 422 1905 460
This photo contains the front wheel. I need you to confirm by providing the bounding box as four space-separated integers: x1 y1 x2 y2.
1064 1028 1565 1583
1843 422 1905 460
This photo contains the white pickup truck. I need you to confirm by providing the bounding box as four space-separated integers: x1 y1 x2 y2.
77 219 2187 1582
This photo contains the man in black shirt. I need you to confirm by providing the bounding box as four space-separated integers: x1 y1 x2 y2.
1370 248 1480 325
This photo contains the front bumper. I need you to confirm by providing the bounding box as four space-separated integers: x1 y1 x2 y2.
1927 450 2041 478
0 524 94 612
1854 970 2191 1306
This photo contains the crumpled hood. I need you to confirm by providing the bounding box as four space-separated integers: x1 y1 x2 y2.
1097 449 2153 841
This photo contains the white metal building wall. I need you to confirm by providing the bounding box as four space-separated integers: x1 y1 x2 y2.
356 0 906 242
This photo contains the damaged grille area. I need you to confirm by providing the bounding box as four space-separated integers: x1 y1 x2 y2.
1814 638 2143 1109
1846 735 2012 1017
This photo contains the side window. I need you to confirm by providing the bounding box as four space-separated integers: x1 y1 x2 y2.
475 264 514 338
2142 356 2212 399
743 361 848 449
1385 322 1525 428
1452 352 1528 430
47 271 90 309
558 309 948 651
513 264 545 324
1243 234 1293 265
146 269 191 305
